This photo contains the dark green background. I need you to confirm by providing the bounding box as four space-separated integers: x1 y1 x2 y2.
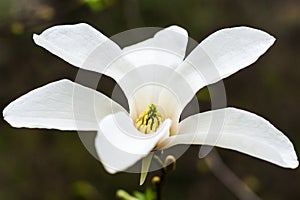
0 0 300 199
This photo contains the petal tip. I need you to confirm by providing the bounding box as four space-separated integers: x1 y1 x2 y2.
2 105 8 118
105 166 118 174
2 110 21 128
291 161 299 169
33 33 44 47
32 34 39 44
165 25 188 36
269 35 276 45
3 102 14 125
229 26 276 44
285 157 299 169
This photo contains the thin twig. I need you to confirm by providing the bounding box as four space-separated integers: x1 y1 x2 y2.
153 154 176 200
153 169 166 200
123 0 144 27
205 149 261 200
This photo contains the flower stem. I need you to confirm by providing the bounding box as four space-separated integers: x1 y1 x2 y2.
152 171 165 200
152 154 176 200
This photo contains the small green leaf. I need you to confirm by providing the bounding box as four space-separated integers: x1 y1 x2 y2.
133 191 145 200
116 189 139 200
133 188 156 200
144 188 156 200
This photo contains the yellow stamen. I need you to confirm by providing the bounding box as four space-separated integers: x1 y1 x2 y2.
135 104 164 134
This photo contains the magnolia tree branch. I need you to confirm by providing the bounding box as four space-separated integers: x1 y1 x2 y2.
152 155 176 200
205 149 261 200
123 0 144 27
152 174 165 200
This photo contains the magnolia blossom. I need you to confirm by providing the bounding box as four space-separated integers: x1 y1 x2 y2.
3 24 298 178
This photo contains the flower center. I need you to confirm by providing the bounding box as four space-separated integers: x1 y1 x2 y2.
134 103 164 134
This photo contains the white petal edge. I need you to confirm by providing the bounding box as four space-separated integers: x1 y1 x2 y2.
33 23 135 82
3 79 125 131
95 112 171 173
158 108 298 169
176 26 276 94
122 25 188 68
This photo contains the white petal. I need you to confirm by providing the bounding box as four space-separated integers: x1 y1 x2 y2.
123 25 188 68
127 84 181 132
158 108 298 169
95 112 171 173
3 79 125 131
176 27 275 93
33 23 135 82
118 65 195 134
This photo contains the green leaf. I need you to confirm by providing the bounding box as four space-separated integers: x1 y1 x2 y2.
116 189 139 200
133 188 156 200
144 188 156 200
133 191 145 200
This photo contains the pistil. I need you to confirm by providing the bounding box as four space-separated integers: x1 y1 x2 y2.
135 104 164 134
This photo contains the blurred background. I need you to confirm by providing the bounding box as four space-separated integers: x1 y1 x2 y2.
1 0 300 199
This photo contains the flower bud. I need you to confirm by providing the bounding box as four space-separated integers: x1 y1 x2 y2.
164 155 176 173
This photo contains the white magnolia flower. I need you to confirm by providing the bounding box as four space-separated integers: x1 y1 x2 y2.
3 24 298 180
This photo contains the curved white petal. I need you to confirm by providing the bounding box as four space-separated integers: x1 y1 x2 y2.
33 23 135 82
122 25 188 68
95 112 171 173
158 108 298 169
127 84 182 135
118 64 195 135
3 79 125 131
176 27 275 94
